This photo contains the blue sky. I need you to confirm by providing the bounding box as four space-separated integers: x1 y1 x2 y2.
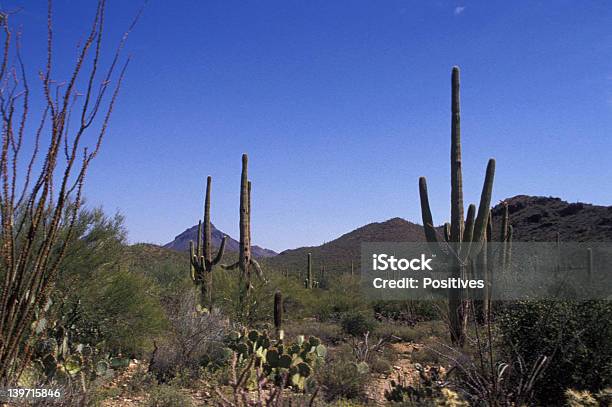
6 1 612 252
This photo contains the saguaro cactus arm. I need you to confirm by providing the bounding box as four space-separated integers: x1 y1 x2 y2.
459 204 476 259
444 223 451 242
462 204 476 244
211 236 227 266
221 261 239 270
468 159 496 254
251 259 267 283
418 177 439 244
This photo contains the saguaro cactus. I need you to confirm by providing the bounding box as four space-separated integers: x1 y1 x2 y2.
418 66 496 346
223 154 266 317
498 202 513 271
189 176 227 311
305 253 313 289
274 290 283 338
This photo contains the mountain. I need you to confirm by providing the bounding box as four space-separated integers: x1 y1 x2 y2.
164 195 611 273
164 223 277 258
491 195 612 242
267 196 612 275
266 217 426 274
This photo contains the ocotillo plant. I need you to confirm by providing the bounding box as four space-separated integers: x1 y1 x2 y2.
274 290 283 339
223 154 266 319
418 66 496 346
189 176 227 311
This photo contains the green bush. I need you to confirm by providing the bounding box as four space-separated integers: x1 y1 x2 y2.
319 346 368 402
146 384 193 407
80 268 166 356
341 311 376 337
40 206 166 367
498 300 612 405
311 275 370 321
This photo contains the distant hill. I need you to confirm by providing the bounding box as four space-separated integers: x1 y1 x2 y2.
266 196 612 276
266 217 426 275
492 195 612 242
164 223 277 258
161 195 611 277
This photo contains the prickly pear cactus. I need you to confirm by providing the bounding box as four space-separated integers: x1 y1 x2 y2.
225 329 326 390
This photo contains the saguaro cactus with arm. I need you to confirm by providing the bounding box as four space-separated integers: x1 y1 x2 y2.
189 176 227 311
418 67 496 346
223 154 266 318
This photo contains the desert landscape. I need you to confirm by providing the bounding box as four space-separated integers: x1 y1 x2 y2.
0 1 611 406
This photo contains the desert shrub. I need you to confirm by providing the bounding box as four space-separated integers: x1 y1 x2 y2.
88 386 122 407
498 300 612 405
564 388 612 406
208 263 310 325
385 366 468 406
312 275 370 321
79 267 166 356
41 207 166 358
146 383 193 407
284 320 343 344
319 345 368 402
372 300 439 324
327 400 367 407
375 323 420 342
410 347 441 366
377 320 448 345
341 311 376 337
124 366 156 394
149 292 229 381
370 356 394 375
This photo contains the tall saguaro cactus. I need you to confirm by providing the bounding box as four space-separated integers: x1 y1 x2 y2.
305 253 313 289
274 290 283 339
418 66 496 346
223 154 266 318
190 176 227 311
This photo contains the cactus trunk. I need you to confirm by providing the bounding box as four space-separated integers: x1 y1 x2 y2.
239 155 251 314
274 290 283 338
306 253 313 289
221 154 267 320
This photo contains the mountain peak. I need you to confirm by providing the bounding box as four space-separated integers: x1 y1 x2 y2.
164 223 277 258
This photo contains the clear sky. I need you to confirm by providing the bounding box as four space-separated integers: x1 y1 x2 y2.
6 0 612 252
